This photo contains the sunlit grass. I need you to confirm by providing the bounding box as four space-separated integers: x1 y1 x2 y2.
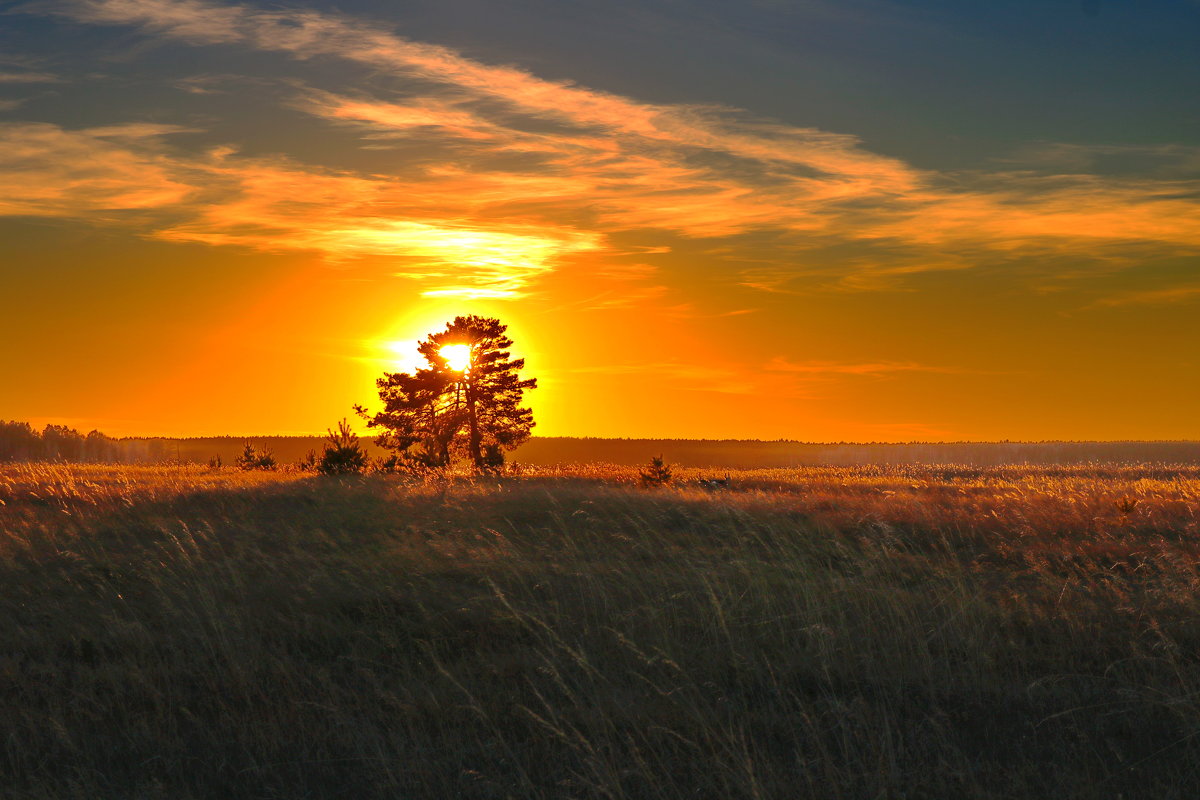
2 462 1200 798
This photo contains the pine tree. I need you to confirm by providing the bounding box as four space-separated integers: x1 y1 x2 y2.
357 316 536 470
235 441 276 470
317 419 369 475
639 455 673 488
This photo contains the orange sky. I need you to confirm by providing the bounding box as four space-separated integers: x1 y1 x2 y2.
2 0 1199 441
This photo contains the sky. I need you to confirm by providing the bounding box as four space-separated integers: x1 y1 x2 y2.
1 0 1199 441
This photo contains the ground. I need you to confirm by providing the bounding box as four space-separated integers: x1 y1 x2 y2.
3 462 1200 799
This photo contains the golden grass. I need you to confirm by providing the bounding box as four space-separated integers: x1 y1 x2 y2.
3 462 1200 798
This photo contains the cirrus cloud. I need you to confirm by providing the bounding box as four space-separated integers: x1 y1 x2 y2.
9 0 1200 302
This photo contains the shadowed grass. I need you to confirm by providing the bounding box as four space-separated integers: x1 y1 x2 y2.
2 463 1200 798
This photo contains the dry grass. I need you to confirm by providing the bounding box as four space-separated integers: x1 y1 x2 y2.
3 462 1200 798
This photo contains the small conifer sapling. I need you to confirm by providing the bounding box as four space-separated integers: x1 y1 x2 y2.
318 419 369 475
639 455 673 488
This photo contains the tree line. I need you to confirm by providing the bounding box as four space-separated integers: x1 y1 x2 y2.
0 421 123 463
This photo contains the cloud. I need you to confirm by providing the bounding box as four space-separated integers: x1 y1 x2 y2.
299 91 504 143
568 362 760 395
764 358 957 376
568 356 953 396
995 142 1200 177
1089 285 1200 308
154 147 603 297
11 0 1200 299
0 122 194 216
173 73 247 94
0 71 61 83
0 120 597 297
61 0 245 41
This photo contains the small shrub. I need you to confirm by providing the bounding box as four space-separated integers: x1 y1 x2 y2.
639 455 672 488
372 454 400 473
235 441 276 471
375 450 450 478
207 454 222 470
318 420 368 475
296 449 318 472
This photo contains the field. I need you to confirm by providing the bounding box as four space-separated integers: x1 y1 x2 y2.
97 435 1200 469
3 462 1200 799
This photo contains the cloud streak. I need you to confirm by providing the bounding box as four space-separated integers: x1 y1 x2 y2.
764 358 959 376
9 0 1200 300
0 122 194 216
0 71 62 83
0 121 598 297
567 356 961 398
1090 285 1200 308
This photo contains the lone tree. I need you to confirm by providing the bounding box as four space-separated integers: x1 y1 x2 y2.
639 455 673 488
356 316 536 470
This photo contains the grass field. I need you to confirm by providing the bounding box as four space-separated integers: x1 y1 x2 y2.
3 462 1200 798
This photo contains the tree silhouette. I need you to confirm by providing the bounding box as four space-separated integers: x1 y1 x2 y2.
317 419 368 475
235 441 276 471
639 455 673 488
357 316 536 470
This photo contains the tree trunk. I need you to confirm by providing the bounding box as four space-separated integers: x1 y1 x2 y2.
465 379 483 467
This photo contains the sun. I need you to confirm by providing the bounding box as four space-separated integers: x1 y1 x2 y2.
439 344 472 372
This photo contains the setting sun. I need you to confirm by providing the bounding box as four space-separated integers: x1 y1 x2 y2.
439 344 472 372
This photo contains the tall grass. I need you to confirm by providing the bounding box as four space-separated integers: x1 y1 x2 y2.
2 463 1200 798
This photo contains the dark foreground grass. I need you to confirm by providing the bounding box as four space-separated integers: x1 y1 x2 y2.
3 463 1200 798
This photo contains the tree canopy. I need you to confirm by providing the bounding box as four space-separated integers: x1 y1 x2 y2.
0 420 122 463
356 316 536 470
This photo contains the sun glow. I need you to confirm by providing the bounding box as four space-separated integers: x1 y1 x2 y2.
440 344 472 372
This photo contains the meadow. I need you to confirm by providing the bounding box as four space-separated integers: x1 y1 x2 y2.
3 461 1200 798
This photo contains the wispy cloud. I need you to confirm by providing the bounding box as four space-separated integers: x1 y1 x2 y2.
10 0 1200 301
173 73 248 94
302 88 1200 258
996 142 1200 176
764 358 958 376
568 362 760 395
1089 285 1200 308
0 122 194 216
0 71 61 83
0 121 597 297
567 356 955 397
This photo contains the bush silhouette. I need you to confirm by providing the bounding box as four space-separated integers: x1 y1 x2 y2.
318 420 368 475
235 441 276 471
296 449 318 472
639 455 673 488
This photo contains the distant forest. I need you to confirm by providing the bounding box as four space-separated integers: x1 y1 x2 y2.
518 438 1200 468
0 420 124 463
2 420 1198 467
